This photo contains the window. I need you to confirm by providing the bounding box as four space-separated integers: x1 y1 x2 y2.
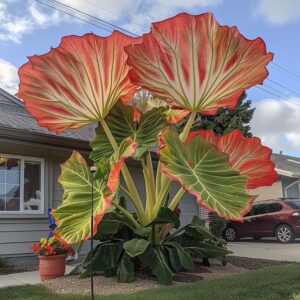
286 200 300 209
0 154 44 214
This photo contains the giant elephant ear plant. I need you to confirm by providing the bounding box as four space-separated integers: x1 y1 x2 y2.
17 13 277 284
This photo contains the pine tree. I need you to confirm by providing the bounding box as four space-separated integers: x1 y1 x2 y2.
192 92 255 137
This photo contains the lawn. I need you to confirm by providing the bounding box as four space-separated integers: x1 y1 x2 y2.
1 264 300 300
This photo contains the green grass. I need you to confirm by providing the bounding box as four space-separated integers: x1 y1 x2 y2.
1 264 300 300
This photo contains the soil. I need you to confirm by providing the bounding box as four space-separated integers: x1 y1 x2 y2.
227 256 290 270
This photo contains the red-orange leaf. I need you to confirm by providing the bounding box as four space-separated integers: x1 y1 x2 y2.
187 130 278 189
125 13 273 115
17 32 141 133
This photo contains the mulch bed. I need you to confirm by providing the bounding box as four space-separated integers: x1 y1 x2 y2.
44 256 294 295
227 256 291 270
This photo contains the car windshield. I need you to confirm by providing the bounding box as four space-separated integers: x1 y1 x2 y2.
286 200 300 209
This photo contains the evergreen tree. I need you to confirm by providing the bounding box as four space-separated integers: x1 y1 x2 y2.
192 92 255 137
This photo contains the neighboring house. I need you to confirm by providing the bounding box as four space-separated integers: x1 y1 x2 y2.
1 87 299 263
252 153 300 202
0 88 200 263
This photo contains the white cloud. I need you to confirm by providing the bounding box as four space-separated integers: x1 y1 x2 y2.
0 59 18 94
0 0 63 43
251 97 300 153
0 0 224 43
254 0 300 25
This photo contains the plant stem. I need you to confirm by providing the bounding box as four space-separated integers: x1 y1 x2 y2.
112 201 140 229
179 111 197 142
146 152 156 205
99 118 146 224
168 187 185 210
142 153 156 222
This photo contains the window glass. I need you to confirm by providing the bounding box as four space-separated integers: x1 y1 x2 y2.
0 156 21 212
286 200 300 209
24 161 41 211
0 155 43 214
264 203 282 213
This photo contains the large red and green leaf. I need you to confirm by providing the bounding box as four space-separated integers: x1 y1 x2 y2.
90 102 166 161
125 13 273 115
52 140 136 244
158 128 255 220
51 151 113 244
17 32 140 133
187 130 277 189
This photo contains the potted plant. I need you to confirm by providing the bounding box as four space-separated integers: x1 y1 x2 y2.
31 237 75 282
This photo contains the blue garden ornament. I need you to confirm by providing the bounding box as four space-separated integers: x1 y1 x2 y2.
47 208 57 238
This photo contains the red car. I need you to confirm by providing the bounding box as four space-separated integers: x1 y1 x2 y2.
223 199 300 243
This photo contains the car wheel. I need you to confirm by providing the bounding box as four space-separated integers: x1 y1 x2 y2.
224 227 239 242
275 224 295 243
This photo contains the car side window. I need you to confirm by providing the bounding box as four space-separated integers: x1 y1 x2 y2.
256 204 268 215
265 203 282 213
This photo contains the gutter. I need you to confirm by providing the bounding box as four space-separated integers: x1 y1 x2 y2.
275 168 300 178
0 126 91 151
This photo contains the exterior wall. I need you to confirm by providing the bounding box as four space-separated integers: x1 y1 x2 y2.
250 179 283 202
0 137 85 259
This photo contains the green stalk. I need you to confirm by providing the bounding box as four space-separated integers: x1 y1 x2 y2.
112 201 140 228
99 118 146 224
179 111 197 142
141 155 156 223
155 161 162 198
146 152 156 205
168 187 185 210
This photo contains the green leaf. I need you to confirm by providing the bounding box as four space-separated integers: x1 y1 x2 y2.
185 242 231 258
52 151 113 244
139 246 173 285
123 238 151 257
117 253 134 283
94 212 151 240
151 207 180 228
165 246 182 273
93 242 124 275
90 102 166 161
96 212 129 236
158 127 253 220
165 242 194 272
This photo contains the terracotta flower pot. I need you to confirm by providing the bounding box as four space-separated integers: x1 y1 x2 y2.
38 254 67 282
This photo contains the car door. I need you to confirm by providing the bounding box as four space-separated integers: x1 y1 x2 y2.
250 203 283 236
238 204 261 236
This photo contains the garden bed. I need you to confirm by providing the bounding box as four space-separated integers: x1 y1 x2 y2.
43 261 241 295
44 257 291 296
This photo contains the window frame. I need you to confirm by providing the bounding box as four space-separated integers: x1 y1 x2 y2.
0 153 45 215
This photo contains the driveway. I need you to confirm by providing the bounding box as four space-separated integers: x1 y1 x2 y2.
228 238 300 262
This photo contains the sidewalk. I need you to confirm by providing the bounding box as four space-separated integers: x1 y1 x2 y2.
0 265 74 288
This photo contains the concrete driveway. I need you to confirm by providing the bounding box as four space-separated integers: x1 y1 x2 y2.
228 238 300 262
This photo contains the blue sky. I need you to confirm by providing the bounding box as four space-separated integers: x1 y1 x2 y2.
1 0 300 156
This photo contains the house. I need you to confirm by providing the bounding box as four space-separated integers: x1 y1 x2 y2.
251 153 300 201
1 87 299 263
0 88 200 264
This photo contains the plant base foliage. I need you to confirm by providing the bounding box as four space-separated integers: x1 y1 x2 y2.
73 210 230 285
